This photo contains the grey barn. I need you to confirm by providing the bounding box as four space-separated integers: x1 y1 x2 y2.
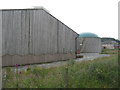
0 8 79 66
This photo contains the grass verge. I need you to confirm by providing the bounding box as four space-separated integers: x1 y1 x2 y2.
2 49 118 88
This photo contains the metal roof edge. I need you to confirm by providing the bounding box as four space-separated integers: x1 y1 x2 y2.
41 9 79 36
0 8 79 36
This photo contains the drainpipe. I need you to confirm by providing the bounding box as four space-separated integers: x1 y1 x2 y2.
75 35 79 58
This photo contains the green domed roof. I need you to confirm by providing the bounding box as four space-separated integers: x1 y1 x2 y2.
79 32 98 38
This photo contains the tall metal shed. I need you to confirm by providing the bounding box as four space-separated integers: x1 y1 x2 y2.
77 32 101 53
1 8 78 66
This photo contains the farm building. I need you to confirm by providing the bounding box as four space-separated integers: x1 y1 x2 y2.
102 40 118 49
0 8 79 66
77 32 102 53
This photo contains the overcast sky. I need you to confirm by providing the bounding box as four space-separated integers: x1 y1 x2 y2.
0 0 119 39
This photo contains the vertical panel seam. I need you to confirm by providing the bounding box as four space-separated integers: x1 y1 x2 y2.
57 20 59 54
28 10 30 54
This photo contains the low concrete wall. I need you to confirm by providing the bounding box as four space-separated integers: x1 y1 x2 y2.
2 53 76 67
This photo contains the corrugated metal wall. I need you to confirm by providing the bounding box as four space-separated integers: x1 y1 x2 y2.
0 10 2 89
2 9 78 66
0 11 2 56
77 37 101 53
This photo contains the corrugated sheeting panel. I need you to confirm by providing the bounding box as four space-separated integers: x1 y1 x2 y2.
2 10 30 55
30 10 58 54
58 22 76 54
0 10 2 89
0 11 2 56
2 9 78 66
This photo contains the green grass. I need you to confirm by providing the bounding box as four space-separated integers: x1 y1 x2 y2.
3 49 118 88
101 48 118 54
